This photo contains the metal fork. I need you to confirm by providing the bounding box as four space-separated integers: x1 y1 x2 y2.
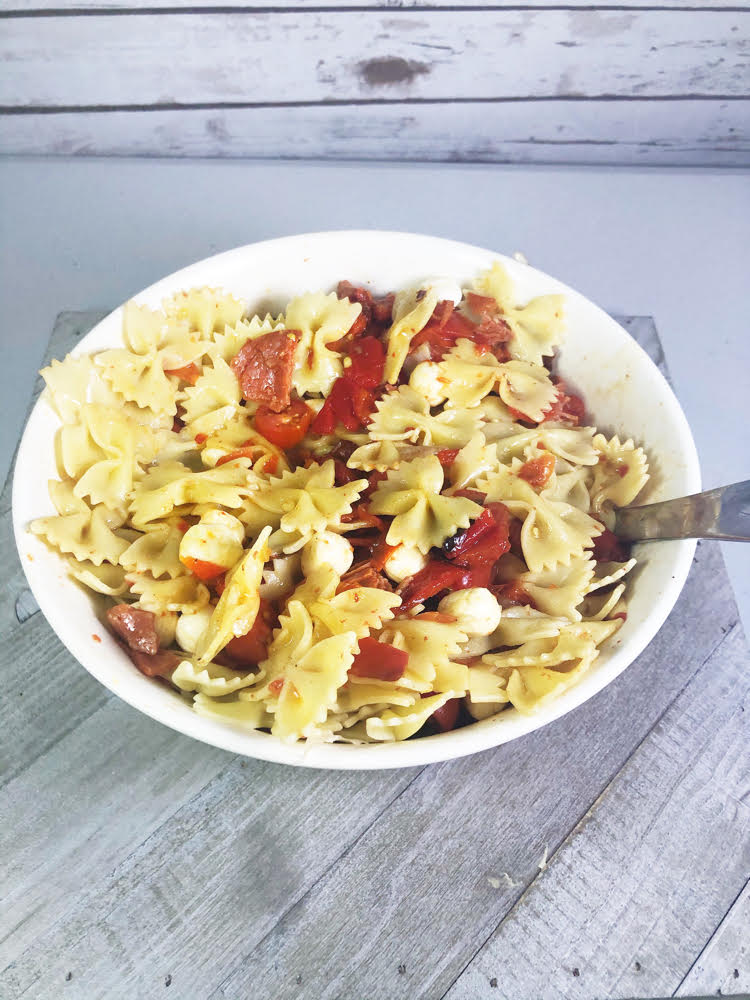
614 480 750 542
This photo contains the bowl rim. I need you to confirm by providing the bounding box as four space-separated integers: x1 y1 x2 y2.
12 229 701 770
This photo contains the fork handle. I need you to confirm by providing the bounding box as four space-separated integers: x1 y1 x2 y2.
613 480 750 542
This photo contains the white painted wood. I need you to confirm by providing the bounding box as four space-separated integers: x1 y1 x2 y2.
3 99 748 165
444 620 749 1000
6 1 746 11
677 881 750 996
2 10 747 108
209 552 744 1000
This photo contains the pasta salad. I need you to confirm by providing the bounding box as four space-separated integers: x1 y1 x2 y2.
30 264 648 744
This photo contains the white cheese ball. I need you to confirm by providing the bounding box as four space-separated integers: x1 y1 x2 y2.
301 531 354 578
438 587 502 637
175 607 213 654
179 509 245 572
465 696 505 721
383 544 428 584
409 361 447 407
423 276 463 307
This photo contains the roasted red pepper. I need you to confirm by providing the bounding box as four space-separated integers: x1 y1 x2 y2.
518 453 556 490
349 637 408 682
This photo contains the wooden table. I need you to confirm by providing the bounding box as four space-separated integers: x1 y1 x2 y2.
1 312 748 1000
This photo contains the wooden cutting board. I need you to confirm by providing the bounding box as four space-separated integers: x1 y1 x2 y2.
1 312 747 1000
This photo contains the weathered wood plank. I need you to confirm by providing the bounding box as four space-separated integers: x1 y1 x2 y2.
6 1 745 11
444 620 749 1000
676 880 750 997
0 617 109 790
1 744 422 997
0 699 232 973
3 99 748 166
199 547 742 1000
2 11 747 108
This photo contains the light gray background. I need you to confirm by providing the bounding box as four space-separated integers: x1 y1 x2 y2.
1 157 748 629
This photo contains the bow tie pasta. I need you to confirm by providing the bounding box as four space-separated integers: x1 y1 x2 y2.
30 263 649 744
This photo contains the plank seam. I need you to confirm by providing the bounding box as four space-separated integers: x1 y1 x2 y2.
671 867 750 993
208 763 430 999
2 5 749 17
3 96 750 115
435 618 743 1000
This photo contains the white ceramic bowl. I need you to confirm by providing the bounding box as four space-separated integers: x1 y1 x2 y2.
13 231 700 769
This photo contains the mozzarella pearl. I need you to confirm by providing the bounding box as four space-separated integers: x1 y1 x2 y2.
301 531 354 578
175 607 213 654
383 544 429 584
438 588 502 637
179 509 245 571
409 362 447 407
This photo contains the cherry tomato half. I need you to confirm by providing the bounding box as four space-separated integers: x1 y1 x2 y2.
254 399 313 450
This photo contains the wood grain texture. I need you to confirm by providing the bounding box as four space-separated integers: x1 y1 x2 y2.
6 1 747 11
677 881 750 996
4 99 749 166
444 620 749 1000
2 10 748 108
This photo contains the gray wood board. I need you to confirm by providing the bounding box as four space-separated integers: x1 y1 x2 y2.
5 11 747 106
4 99 748 168
1 311 747 1000
8 1 744 10
2 6 749 166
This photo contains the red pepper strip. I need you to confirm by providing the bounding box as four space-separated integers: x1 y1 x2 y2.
333 459 360 485
417 612 457 624
164 362 201 385
443 503 511 568
222 599 275 667
540 377 586 425
311 378 377 434
443 509 496 561
492 580 535 609
465 292 499 318
396 561 468 612
369 539 398 571
431 697 462 733
182 556 226 582
592 526 631 563
409 309 477 361
349 637 408 682
341 503 383 529
518 453 556 490
347 336 385 388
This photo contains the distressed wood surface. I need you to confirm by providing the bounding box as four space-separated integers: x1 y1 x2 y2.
1 312 748 999
3 6 749 164
677 882 750 997
7 1 746 10
4 99 749 166
4 10 748 109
